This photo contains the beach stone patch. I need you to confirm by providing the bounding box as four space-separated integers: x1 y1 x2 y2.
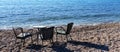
0 23 120 52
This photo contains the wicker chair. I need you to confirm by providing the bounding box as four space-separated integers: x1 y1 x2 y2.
37 26 54 45
55 22 74 42
13 27 33 46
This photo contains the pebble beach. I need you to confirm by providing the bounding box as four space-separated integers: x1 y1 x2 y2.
0 22 120 52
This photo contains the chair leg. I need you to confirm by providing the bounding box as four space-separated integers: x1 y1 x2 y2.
50 39 53 43
50 40 52 44
23 39 25 45
66 35 68 42
69 34 72 40
15 38 17 44
21 39 25 47
50 39 53 46
37 34 39 44
56 34 58 42
61 35 62 41
78 32 80 40
31 36 33 44
18 44 21 52
52 39 54 45
14 38 17 50
42 40 43 45
20 39 23 47
52 38 54 43
22 39 25 47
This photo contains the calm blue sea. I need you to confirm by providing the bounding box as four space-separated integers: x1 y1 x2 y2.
0 0 120 29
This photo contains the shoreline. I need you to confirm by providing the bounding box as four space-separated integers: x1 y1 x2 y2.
0 22 120 52
0 22 120 30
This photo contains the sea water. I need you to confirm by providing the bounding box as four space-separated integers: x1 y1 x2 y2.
0 0 120 29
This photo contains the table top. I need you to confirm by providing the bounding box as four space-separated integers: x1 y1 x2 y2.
33 25 63 29
33 26 47 28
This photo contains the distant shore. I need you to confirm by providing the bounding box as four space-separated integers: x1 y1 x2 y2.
0 22 120 52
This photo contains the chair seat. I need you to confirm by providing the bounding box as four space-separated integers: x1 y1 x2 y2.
17 33 32 39
56 30 66 35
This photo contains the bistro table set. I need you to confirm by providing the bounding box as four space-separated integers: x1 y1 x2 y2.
12 22 74 47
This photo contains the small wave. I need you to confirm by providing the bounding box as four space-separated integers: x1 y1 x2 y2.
26 16 74 22
26 18 42 22
11 13 30 16
0 16 6 18
80 13 116 17
45 16 74 20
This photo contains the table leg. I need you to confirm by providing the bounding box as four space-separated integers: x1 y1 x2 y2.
37 34 39 44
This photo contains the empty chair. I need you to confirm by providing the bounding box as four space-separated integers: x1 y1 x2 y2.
55 22 74 42
38 26 54 45
13 27 33 46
